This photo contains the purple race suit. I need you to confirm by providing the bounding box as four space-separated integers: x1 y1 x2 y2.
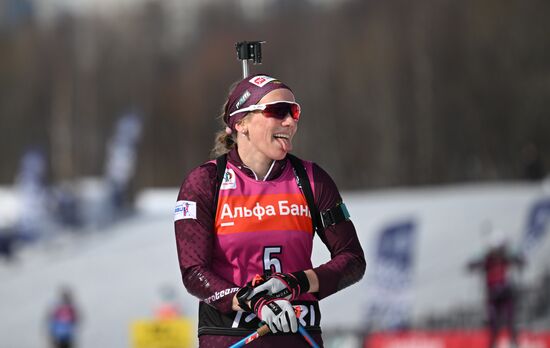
174 148 365 347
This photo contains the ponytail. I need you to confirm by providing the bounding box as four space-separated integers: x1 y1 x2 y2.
210 129 235 158
210 80 240 158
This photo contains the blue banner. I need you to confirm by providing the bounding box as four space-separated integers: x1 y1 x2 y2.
521 197 550 255
365 219 417 331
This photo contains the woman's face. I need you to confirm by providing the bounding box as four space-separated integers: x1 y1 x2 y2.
238 88 298 161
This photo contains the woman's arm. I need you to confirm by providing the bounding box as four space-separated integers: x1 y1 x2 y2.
309 163 366 300
175 163 240 314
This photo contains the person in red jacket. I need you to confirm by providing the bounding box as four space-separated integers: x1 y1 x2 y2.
468 228 525 348
174 73 365 347
47 287 80 348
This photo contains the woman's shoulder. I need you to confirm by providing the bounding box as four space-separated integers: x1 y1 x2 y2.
292 156 333 182
179 160 218 192
303 159 341 210
310 162 333 181
286 154 334 184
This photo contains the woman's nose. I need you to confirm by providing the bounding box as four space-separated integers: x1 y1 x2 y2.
282 114 296 126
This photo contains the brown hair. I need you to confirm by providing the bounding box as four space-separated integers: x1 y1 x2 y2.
210 129 235 158
210 112 251 158
210 81 239 158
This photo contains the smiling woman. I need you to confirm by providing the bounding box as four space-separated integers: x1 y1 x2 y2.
174 73 365 347
232 88 299 176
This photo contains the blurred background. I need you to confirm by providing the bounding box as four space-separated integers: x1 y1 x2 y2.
1 0 550 347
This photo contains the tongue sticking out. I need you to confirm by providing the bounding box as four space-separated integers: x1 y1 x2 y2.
276 137 291 152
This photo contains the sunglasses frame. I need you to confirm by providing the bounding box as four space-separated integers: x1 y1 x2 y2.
229 101 301 120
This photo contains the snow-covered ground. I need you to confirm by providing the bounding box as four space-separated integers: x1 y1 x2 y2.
1 182 549 348
0 200 193 348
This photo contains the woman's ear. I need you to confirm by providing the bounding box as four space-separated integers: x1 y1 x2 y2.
235 119 248 135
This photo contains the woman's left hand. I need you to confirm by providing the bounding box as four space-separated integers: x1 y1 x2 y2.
247 271 310 301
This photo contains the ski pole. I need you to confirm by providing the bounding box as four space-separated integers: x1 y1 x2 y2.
297 325 320 348
228 322 320 348
228 324 270 348
293 305 320 348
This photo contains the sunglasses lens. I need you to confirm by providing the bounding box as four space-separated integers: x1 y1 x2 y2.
263 103 300 121
290 104 300 120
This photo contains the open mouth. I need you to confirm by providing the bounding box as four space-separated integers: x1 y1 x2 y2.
273 133 290 140
273 133 292 151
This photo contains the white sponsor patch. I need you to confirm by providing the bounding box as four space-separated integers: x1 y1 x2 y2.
249 75 276 88
220 168 237 190
235 90 251 109
174 200 196 221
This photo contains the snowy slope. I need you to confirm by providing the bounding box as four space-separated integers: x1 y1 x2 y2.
0 197 197 348
1 182 549 348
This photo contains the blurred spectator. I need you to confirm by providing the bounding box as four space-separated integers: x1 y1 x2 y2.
521 142 546 181
0 209 18 262
104 112 143 219
154 285 182 320
51 184 83 229
467 225 525 348
47 287 80 348
15 148 49 241
0 226 17 262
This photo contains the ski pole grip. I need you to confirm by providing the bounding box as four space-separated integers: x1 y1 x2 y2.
257 324 271 336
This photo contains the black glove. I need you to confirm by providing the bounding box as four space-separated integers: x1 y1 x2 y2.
247 271 310 301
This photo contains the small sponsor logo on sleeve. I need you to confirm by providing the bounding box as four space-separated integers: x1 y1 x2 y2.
174 200 197 221
249 75 276 87
220 168 237 190
203 287 240 304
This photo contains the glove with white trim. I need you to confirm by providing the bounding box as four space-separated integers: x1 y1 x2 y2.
247 271 310 301
252 296 298 333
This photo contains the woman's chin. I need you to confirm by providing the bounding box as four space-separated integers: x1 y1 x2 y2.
265 142 293 160
270 149 288 161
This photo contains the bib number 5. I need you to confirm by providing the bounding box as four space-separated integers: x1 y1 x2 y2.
263 246 282 274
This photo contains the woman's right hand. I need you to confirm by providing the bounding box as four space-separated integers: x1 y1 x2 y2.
254 297 298 333
233 279 298 333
